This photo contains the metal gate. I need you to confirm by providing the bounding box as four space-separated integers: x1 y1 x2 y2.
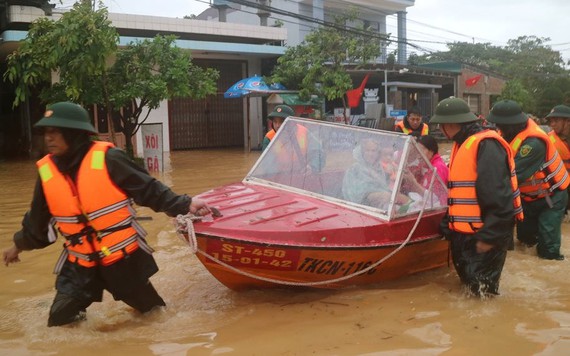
169 60 245 150
417 91 433 116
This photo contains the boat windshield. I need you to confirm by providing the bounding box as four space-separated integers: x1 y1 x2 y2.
246 118 447 220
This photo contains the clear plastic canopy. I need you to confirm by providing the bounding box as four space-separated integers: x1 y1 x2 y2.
246 118 448 220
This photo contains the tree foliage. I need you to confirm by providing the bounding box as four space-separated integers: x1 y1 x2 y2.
106 35 218 155
498 79 533 111
5 0 219 156
269 11 383 122
414 35 570 116
5 0 117 106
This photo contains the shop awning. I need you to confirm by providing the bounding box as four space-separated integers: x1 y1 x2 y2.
267 93 322 107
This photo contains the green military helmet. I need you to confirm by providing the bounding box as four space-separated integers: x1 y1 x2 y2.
545 104 570 120
430 97 478 124
268 104 295 119
486 100 527 124
34 102 97 134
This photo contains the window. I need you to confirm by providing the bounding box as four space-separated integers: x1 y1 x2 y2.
463 94 480 115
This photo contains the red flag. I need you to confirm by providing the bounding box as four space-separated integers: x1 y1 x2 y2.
465 74 483 87
346 74 370 108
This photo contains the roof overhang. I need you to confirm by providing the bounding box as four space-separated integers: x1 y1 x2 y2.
382 81 442 89
0 30 286 59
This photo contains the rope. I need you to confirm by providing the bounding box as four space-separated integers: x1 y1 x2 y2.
174 170 438 287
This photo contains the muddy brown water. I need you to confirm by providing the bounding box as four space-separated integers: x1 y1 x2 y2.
1 147 570 355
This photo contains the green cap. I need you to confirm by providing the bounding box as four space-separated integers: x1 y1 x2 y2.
545 105 570 120
430 97 478 124
487 100 527 124
34 102 97 134
268 104 294 119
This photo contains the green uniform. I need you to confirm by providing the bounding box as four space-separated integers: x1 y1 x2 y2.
514 137 567 259
261 135 271 151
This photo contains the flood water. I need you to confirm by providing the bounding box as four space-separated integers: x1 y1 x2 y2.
1 147 570 356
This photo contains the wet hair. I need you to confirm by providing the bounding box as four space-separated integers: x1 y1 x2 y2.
416 135 439 154
407 106 422 117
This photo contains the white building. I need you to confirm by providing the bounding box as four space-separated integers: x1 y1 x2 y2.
200 0 414 64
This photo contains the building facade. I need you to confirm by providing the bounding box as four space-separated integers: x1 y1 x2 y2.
0 3 287 158
201 0 414 64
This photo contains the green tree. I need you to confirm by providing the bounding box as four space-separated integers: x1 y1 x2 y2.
5 0 117 106
107 35 218 156
415 36 569 115
270 12 383 123
5 0 218 157
498 79 534 112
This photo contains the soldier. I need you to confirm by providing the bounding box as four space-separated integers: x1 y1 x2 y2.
2 102 211 326
261 104 295 151
430 97 523 297
545 105 570 220
487 100 569 260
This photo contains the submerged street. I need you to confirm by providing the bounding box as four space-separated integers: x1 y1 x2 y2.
1 147 570 355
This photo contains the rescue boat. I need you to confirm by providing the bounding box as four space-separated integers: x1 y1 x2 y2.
176 118 449 290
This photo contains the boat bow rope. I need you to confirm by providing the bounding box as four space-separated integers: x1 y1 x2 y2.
174 170 438 287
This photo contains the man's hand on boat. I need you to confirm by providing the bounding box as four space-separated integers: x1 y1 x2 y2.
189 198 211 217
2 244 21 266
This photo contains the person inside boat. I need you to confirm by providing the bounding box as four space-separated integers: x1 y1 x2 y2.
430 97 523 298
342 138 410 210
1 102 211 327
416 135 449 206
487 100 568 261
416 135 449 186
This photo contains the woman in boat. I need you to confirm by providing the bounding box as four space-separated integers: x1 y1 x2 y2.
342 138 410 210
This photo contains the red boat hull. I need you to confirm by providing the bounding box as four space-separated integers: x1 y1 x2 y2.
179 182 449 290
193 234 448 290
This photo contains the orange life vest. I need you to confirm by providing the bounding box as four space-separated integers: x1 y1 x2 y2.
272 124 308 165
265 129 276 142
510 120 569 202
394 120 429 136
37 141 150 269
548 131 570 171
447 130 524 234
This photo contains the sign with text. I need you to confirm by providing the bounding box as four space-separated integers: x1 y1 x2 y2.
141 123 163 172
389 110 407 118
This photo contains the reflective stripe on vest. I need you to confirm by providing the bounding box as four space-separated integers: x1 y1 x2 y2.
548 131 570 171
395 121 429 136
37 141 145 268
448 130 524 234
510 120 570 201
